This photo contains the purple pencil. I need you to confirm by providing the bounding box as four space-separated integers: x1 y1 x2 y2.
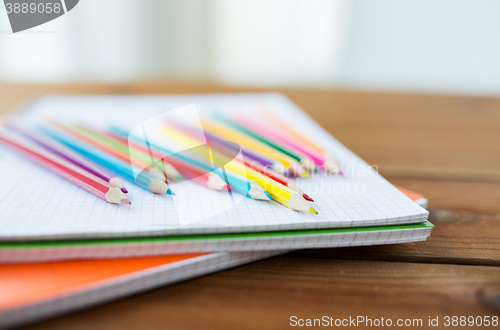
168 121 287 174
204 130 279 167
8 123 128 193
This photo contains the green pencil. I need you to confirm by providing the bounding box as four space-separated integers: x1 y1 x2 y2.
213 114 316 172
75 125 183 180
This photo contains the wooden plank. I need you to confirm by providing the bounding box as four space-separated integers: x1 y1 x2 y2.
0 82 252 116
390 178 500 214
291 215 500 266
22 257 500 330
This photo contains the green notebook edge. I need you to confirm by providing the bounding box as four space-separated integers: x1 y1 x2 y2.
0 221 434 249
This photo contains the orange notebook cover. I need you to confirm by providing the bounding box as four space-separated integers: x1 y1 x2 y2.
0 254 200 313
0 251 280 328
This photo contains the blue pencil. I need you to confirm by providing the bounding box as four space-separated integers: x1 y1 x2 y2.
109 126 272 201
38 126 174 196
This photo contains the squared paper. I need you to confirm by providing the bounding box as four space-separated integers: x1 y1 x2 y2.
0 93 428 240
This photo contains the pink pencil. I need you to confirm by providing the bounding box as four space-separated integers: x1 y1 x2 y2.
0 130 131 205
8 123 128 193
233 114 342 175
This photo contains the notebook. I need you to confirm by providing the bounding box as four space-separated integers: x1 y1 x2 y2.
0 250 282 329
0 221 432 263
0 189 431 327
0 188 430 327
0 93 429 241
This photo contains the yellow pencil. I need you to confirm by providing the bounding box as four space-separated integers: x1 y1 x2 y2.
162 125 317 213
231 162 317 213
200 119 309 177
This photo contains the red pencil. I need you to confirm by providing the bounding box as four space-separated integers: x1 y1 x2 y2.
243 159 313 202
52 122 168 183
0 130 131 205
177 164 230 191
166 122 314 202
105 130 230 191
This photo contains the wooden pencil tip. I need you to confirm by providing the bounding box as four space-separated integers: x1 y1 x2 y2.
121 199 131 205
303 194 314 202
121 187 129 193
222 184 231 191
167 188 176 196
309 206 318 214
248 182 272 200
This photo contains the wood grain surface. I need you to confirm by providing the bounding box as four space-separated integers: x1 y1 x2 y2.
1 82 499 329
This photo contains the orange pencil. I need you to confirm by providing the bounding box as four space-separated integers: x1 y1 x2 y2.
105 130 230 191
53 123 168 182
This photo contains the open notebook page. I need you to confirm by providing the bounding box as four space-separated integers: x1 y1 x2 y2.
0 93 428 240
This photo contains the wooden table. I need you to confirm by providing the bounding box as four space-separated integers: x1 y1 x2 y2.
2 82 499 329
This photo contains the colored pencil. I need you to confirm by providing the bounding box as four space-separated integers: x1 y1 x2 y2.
162 125 316 213
102 129 230 192
205 147 316 213
214 114 317 172
233 114 342 175
81 124 183 181
52 123 168 183
74 124 171 180
197 127 287 174
39 127 174 195
261 110 342 173
82 125 183 181
176 163 230 191
0 130 130 205
200 119 309 177
162 162 183 181
109 126 271 200
167 122 314 201
261 110 325 154
8 123 128 193
242 159 313 201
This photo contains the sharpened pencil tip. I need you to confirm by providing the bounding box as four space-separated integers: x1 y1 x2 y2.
309 206 318 214
121 199 131 205
121 187 128 193
264 191 273 200
176 174 183 180
338 171 344 176
167 189 176 196
222 184 231 191
303 194 314 202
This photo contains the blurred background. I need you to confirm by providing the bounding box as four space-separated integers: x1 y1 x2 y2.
1 0 500 95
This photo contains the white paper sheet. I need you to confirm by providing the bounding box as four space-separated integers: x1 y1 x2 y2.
0 93 428 240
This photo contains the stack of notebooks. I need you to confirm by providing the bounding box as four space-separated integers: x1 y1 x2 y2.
0 93 432 328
